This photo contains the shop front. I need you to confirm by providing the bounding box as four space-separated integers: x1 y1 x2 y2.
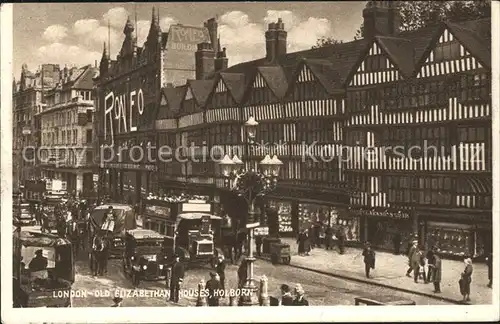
418 209 491 259
352 208 413 252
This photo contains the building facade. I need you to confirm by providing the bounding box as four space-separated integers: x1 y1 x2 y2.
38 65 98 196
12 64 60 189
150 1 491 257
96 8 220 206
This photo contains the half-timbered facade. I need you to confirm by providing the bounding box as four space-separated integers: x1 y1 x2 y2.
150 1 491 256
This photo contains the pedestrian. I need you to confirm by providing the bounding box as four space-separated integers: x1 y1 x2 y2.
279 284 293 306
205 272 222 306
426 246 436 283
324 225 333 250
297 231 306 256
237 259 248 289
486 252 492 288
292 284 309 306
459 257 473 303
392 232 401 255
431 252 442 293
304 230 311 256
411 247 422 283
255 235 262 256
308 225 315 249
418 246 428 283
169 255 184 303
111 297 123 307
337 226 346 254
406 240 418 277
216 255 226 291
362 242 375 278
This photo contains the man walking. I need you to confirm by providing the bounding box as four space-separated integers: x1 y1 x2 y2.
431 252 442 293
169 255 185 303
362 242 375 278
411 246 423 283
216 255 226 291
337 226 346 254
406 240 418 277
426 247 436 283
324 225 333 250
205 272 222 306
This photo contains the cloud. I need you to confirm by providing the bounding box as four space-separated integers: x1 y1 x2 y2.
42 25 68 42
288 17 332 51
73 19 100 35
102 7 129 29
160 17 177 31
37 43 101 68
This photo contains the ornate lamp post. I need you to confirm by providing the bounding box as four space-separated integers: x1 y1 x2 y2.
218 116 283 306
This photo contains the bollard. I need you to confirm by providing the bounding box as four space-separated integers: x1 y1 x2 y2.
229 295 238 306
196 279 207 306
259 275 270 306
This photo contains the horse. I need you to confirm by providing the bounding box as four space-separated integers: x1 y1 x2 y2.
90 233 108 276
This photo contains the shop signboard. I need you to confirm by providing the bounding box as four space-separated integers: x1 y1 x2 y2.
268 200 293 234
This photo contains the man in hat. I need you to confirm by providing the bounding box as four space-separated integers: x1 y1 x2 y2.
111 297 123 307
292 284 309 306
169 255 185 303
406 239 418 277
205 271 222 306
216 255 226 291
279 284 293 306
362 242 375 278
29 249 48 272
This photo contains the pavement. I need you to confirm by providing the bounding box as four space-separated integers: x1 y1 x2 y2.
276 237 493 305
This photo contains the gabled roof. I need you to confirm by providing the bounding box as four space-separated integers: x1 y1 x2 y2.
187 79 215 107
446 20 490 68
301 59 343 95
219 73 246 103
256 66 289 99
157 87 185 119
375 36 415 78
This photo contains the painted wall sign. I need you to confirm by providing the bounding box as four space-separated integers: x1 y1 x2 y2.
168 26 209 51
104 88 145 145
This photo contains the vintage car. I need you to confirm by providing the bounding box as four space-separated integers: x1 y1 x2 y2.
14 202 37 227
164 212 224 268
122 229 169 286
13 231 75 307
89 203 137 258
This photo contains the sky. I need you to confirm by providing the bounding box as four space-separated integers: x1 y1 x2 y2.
13 2 366 78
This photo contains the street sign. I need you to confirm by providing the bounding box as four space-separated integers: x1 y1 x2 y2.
246 222 260 229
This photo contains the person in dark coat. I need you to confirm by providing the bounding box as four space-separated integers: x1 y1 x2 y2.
392 232 402 255
297 231 307 256
205 272 222 306
430 252 442 293
292 284 309 306
426 247 436 283
486 252 492 288
406 240 418 277
216 255 226 291
362 242 375 278
280 284 293 306
255 235 263 256
411 247 423 283
418 246 428 283
169 255 185 303
324 225 333 250
237 259 248 289
337 226 346 254
308 225 315 249
29 249 48 272
460 257 473 302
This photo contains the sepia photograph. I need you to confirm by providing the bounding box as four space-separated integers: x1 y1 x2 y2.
1 1 498 322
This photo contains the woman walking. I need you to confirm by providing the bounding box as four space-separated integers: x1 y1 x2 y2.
459 257 473 303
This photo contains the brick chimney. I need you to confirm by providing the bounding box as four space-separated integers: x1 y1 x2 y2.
195 42 215 80
215 45 228 72
363 0 401 40
265 22 276 62
275 18 287 58
204 18 219 56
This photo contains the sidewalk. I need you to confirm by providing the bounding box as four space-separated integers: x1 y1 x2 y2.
279 238 492 304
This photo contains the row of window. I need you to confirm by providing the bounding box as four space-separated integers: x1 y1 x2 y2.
38 149 92 166
42 129 79 146
42 109 79 128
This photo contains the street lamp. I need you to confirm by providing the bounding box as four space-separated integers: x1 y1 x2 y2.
218 116 282 306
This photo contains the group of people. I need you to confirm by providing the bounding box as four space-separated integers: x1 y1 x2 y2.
296 224 347 256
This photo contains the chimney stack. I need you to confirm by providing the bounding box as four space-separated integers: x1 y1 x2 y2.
215 47 228 72
265 19 287 63
204 18 219 56
195 42 215 80
362 1 400 40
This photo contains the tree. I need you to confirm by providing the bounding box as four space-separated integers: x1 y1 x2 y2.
316 0 491 46
311 37 343 49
